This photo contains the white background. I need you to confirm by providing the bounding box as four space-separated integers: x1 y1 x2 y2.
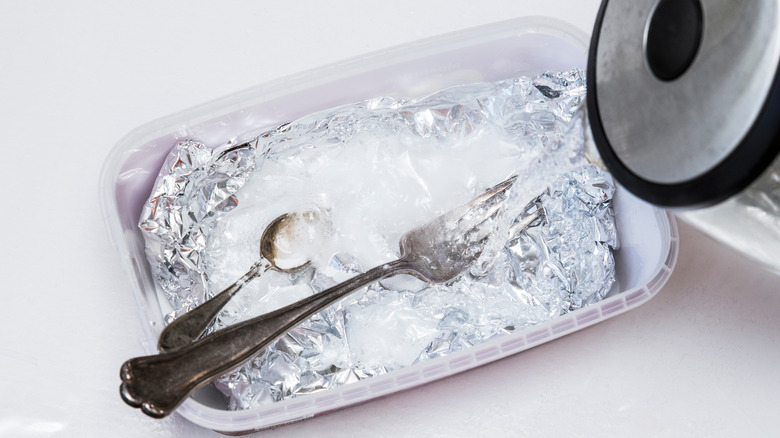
1 1 778 437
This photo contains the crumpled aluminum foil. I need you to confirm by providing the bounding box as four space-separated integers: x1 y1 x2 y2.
139 140 258 319
138 69 618 410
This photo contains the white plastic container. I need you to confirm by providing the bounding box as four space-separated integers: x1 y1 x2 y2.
100 17 679 434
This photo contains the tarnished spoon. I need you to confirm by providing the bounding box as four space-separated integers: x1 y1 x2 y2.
157 209 330 352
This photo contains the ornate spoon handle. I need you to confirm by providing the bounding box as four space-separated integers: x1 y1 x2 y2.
120 258 413 418
157 259 271 352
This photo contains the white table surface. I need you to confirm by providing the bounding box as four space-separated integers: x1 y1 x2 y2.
1 1 778 437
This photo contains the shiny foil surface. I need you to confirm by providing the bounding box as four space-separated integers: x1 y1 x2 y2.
140 139 259 319
139 69 618 410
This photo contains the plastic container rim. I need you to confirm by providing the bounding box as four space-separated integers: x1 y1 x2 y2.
98 16 679 434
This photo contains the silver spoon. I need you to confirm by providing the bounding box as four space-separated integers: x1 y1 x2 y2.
157 209 329 352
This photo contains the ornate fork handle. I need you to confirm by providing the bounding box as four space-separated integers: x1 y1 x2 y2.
120 257 415 418
121 175 519 418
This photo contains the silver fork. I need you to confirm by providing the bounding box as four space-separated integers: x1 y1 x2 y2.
120 175 521 418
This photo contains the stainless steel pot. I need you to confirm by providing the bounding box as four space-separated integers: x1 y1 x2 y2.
587 0 780 272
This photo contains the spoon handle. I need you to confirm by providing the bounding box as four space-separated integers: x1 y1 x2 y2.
157 259 272 352
120 257 415 418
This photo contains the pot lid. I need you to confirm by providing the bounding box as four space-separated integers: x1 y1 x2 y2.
587 0 780 207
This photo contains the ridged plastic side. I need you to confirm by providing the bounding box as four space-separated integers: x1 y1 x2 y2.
100 15 682 434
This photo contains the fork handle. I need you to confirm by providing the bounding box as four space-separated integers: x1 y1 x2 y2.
120 257 414 418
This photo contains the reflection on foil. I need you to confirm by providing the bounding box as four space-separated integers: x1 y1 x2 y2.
138 69 618 410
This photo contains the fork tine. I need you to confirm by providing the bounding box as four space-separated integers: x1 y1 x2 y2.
446 175 517 232
432 175 518 227
467 175 518 208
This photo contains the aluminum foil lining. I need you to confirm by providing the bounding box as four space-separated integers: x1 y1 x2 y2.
138 69 619 410
140 140 259 317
